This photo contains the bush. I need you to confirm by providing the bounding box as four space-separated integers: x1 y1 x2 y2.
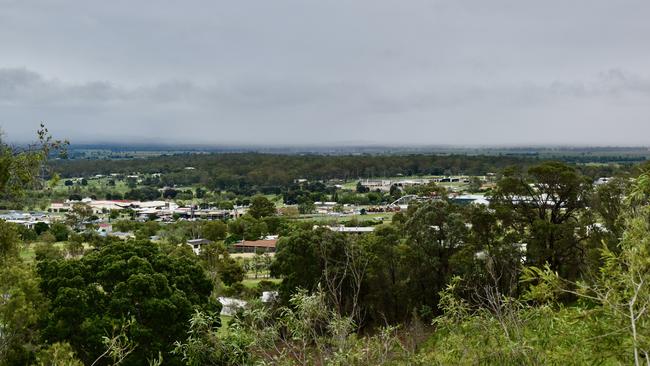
48 223 70 242
34 222 50 235
36 342 84 366
38 232 57 244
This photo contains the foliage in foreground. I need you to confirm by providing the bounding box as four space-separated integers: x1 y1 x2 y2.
422 278 623 365
174 289 414 366
36 241 220 365
421 177 650 365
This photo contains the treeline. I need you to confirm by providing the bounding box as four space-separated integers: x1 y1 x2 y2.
559 155 647 163
50 153 627 192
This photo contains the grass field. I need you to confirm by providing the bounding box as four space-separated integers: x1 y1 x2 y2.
50 177 132 197
242 277 281 289
20 241 64 262
20 241 93 262
231 252 276 259
292 211 394 224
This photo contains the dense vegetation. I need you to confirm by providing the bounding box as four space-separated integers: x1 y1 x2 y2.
37 241 218 365
50 153 627 194
2 131 650 365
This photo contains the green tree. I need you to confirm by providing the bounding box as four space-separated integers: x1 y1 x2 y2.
594 212 650 364
0 221 20 262
49 222 70 242
34 222 50 236
591 177 629 249
37 240 219 365
298 199 316 214
65 202 94 231
65 234 84 257
218 256 245 286
402 200 469 316
35 342 84 366
389 184 401 200
173 310 251 366
202 221 227 242
362 224 408 324
0 124 67 199
0 125 66 364
356 181 369 193
248 195 276 219
228 215 268 241
16 225 38 242
272 228 369 321
195 187 206 199
135 221 161 240
467 176 483 192
0 260 48 364
490 162 593 281
271 229 322 301
109 209 120 221
250 252 268 279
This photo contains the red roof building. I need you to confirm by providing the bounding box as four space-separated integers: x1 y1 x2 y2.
233 239 277 253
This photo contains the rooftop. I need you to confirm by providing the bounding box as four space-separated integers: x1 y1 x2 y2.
234 239 278 248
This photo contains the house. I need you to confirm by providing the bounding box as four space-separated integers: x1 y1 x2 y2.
97 223 113 236
0 211 51 229
360 179 392 192
187 238 212 255
233 239 278 253
49 202 68 213
50 199 181 216
313 201 339 214
49 199 130 214
318 225 375 234
452 194 490 206
395 178 432 187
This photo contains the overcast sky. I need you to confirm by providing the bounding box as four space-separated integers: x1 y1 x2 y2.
1 0 650 146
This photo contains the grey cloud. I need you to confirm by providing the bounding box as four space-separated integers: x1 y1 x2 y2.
1 0 650 145
0 68 126 105
549 69 650 98
0 68 366 109
367 70 650 115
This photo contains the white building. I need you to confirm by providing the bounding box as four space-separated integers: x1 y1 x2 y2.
187 238 212 255
218 297 248 316
317 225 376 234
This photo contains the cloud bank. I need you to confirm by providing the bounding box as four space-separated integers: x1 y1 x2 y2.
1 0 650 145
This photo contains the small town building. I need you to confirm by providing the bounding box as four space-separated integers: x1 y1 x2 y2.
233 239 278 253
452 194 490 206
97 223 113 236
317 225 376 234
187 238 212 255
